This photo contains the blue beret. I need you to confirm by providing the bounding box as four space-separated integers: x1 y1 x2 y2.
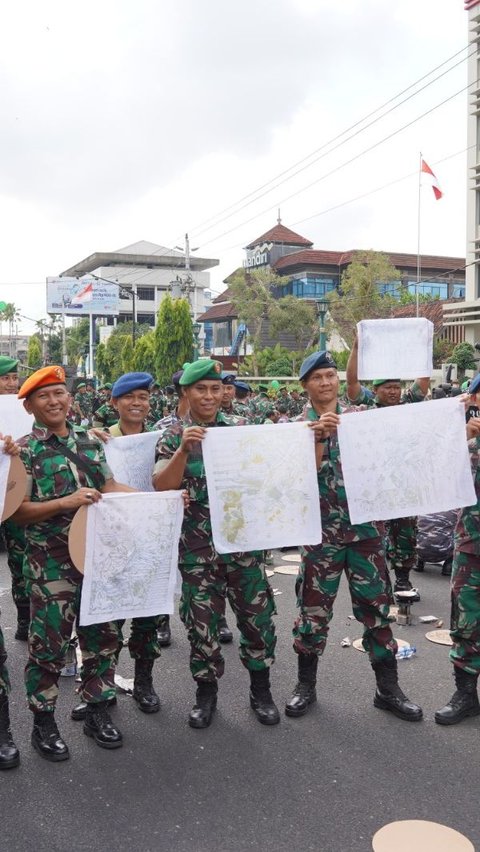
469 374 480 395
111 372 153 398
172 370 184 385
234 381 250 392
299 350 337 381
222 373 236 385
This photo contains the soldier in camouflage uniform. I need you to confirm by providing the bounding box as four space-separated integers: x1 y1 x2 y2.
0 435 24 769
436 377 480 725
346 336 430 598
71 371 163 722
92 385 118 429
13 365 134 761
232 381 252 419
0 357 30 641
248 385 276 424
285 351 423 723
153 359 279 729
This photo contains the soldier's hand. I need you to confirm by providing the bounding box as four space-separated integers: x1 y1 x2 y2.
88 428 110 444
61 487 102 511
181 490 190 509
308 412 340 440
179 426 206 454
467 418 480 439
0 434 20 455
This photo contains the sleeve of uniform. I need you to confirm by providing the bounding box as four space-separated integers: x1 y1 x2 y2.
401 382 426 403
349 385 373 405
18 443 33 498
153 426 180 476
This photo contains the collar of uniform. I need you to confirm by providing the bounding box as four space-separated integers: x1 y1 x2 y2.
184 410 231 427
31 419 82 442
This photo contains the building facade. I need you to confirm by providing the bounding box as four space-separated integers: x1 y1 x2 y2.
443 1 480 342
199 221 466 354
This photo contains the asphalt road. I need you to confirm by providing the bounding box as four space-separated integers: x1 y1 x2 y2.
0 553 478 852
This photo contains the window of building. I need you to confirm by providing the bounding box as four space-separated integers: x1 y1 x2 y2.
451 283 465 298
136 287 155 300
288 275 337 299
407 281 448 299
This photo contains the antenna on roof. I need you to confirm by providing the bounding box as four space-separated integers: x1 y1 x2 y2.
277 208 281 225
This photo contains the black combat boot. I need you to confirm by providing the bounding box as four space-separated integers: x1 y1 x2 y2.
218 615 233 644
31 711 69 761
372 658 423 721
83 702 123 749
188 681 218 729
441 557 453 577
14 603 30 641
249 669 280 725
435 667 480 725
393 570 420 601
0 695 20 769
157 615 171 647
71 694 117 721
133 659 160 714
285 654 318 718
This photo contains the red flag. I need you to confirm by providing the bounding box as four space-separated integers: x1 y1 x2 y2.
465 1 480 10
421 159 443 200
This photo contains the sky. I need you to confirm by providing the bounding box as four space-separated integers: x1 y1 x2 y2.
0 0 471 334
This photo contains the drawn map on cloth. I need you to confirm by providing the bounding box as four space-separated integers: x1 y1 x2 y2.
202 422 322 554
357 318 433 379
104 430 161 491
0 396 33 439
79 491 183 625
337 398 476 525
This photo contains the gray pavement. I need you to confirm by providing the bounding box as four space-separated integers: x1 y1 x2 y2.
1 553 479 852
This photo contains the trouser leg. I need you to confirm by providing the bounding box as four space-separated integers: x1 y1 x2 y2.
179 558 226 682
449 550 480 674
345 538 397 663
225 555 277 672
292 542 345 657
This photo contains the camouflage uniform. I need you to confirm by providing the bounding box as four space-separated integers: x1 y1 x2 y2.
351 383 427 582
107 420 162 662
449 436 480 673
92 401 118 429
232 399 252 419
2 520 28 615
154 411 277 682
0 623 10 695
18 422 119 712
293 401 396 663
248 393 275 425
74 390 94 424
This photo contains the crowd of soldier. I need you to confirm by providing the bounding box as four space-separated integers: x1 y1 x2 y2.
0 347 480 771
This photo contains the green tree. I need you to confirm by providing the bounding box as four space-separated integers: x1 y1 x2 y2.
228 269 280 375
269 295 317 368
95 342 109 383
432 337 455 369
27 334 43 369
154 296 193 385
328 250 400 348
66 318 91 366
133 331 156 375
121 336 135 373
451 341 477 379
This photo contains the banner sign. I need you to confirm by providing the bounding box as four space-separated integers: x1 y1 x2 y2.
46 277 120 316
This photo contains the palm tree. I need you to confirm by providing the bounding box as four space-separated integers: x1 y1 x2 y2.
0 303 21 356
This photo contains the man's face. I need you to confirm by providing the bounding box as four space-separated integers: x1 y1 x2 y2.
0 372 19 395
222 383 235 405
112 389 150 426
23 384 70 430
185 380 223 422
77 386 86 395
291 390 299 400
375 382 402 407
302 368 339 405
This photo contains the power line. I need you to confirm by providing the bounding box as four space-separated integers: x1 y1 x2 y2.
197 81 473 254
186 46 471 241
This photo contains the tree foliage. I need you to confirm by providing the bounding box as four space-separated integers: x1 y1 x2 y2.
27 335 43 369
451 341 477 378
121 337 135 374
133 331 156 374
154 296 193 385
328 251 401 348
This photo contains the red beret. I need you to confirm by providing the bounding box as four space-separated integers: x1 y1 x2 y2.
18 366 66 400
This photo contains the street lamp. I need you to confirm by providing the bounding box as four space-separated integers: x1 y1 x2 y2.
316 299 328 351
192 321 201 360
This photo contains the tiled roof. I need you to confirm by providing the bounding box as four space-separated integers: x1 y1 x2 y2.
197 302 237 322
246 224 313 249
391 298 463 334
274 249 465 273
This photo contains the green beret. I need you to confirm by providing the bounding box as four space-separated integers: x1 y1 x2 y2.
372 379 401 388
76 382 86 389
103 382 113 390
0 357 18 377
180 359 223 386
258 383 269 392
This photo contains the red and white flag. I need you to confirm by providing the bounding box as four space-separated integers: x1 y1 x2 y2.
71 281 93 304
421 158 443 200
465 1 480 11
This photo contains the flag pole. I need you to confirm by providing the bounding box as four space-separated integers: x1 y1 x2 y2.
416 152 422 318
